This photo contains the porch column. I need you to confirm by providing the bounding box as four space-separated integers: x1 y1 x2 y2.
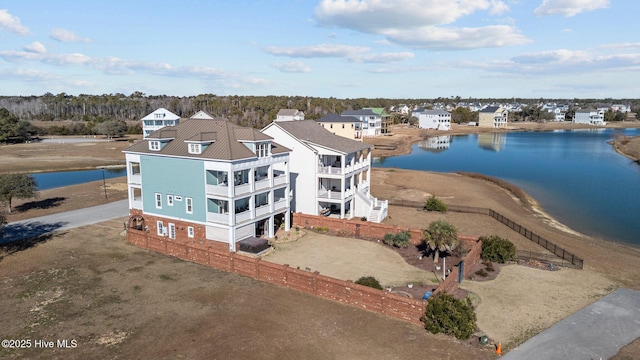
285 210 291 231
229 227 236 252
268 216 275 238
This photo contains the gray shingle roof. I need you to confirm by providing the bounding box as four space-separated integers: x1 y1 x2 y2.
125 118 290 161
315 113 360 123
341 109 378 116
480 106 501 113
271 120 370 154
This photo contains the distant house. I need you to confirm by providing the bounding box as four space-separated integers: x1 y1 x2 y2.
573 109 606 125
412 108 451 130
341 109 382 137
315 113 362 141
276 109 305 122
141 108 180 138
262 120 388 223
611 104 630 113
478 106 508 128
125 114 292 252
364 107 392 134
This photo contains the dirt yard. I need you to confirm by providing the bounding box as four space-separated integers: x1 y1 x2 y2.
0 220 495 360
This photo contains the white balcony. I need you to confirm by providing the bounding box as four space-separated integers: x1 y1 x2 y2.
254 178 270 191
129 174 141 185
207 212 230 224
273 174 287 186
131 198 142 209
318 165 342 175
235 183 251 195
255 204 271 217
274 198 288 211
206 184 229 196
235 210 251 224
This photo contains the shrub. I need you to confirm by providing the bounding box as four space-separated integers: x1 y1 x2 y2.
475 269 488 277
355 276 383 290
480 235 517 263
315 226 329 233
383 231 411 248
424 196 448 212
421 292 477 340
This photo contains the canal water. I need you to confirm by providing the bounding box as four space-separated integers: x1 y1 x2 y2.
373 128 640 246
32 168 127 191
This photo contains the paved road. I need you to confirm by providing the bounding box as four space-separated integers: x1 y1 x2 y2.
1 200 129 243
502 288 640 360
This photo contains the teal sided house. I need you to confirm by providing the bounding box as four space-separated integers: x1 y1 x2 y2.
124 112 291 252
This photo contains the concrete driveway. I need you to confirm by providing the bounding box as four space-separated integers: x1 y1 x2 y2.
2 199 129 243
502 288 640 360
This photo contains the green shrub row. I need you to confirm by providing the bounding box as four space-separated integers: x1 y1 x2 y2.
383 231 411 248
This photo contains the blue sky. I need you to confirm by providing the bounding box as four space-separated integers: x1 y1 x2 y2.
1 0 638 99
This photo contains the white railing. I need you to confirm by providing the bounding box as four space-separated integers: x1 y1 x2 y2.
206 184 229 196
235 210 251 223
273 175 287 186
235 183 251 195
131 198 142 209
207 212 230 224
254 178 270 191
274 198 288 211
318 189 345 200
318 165 342 175
129 174 141 184
255 204 271 217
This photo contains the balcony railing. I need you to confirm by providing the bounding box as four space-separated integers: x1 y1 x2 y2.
274 198 288 211
129 174 141 184
254 178 270 191
207 212 230 224
255 204 271 217
235 210 251 223
273 174 287 186
235 183 251 195
206 183 229 196
318 165 342 175
131 198 142 209
317 188 353 200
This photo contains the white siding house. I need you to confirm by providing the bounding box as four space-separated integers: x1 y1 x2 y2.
412 108 451 130
141 108 181 138
262 120 387 223
573 109 606 125
341 109 382 137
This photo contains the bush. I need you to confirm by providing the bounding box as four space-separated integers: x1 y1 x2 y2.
480 235 517 263
383 231 411 248
355 276 383 290
424 196 448 212
421 292 477 340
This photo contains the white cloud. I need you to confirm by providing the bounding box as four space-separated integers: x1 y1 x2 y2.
349 52 415 63
271 61 312 73
50 28 90 42
314 0 521 50
0 9 30 35
534 0 609 17
266 44 369 58
1 68 56 81
24 41 47 54
386 25 529 50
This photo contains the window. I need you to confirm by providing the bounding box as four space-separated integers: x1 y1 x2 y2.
168 223 176 239
256 142 269 158
157 221 165 236
186 197 193 214
155 193 162 209
167 195 174 206
188 143 202 154
149 141 160 151
187 226 194 238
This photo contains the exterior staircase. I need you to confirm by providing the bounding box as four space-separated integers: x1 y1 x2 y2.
354 189 388 223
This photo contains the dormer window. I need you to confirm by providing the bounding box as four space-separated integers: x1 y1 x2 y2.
149 141 160 151
188 143 202 154
256 142 269 158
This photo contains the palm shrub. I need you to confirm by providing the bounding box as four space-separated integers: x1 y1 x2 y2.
421 292 477 340
424 195 447 212
355 276 383 290
383 231 411 248
423 220 458 263
480 235 517 263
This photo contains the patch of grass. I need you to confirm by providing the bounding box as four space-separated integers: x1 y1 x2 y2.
133 285 142 291
126 266 144 273
159 274 175 281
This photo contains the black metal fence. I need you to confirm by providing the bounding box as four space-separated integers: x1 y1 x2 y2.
386 199 584 269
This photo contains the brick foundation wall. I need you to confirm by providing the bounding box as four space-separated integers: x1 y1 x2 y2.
126 222 426 326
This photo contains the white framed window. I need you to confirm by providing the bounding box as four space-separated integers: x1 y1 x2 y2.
187 226 194 238
256 142 269 158
186 197 193 214
157 221 165 236
167 194 174 206
155 193 162 209
188 143 202 154
149 141 160 151
168 223 176 239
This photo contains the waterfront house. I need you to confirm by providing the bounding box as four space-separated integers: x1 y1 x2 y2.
141 108 180 138
363 107 392 134
573 109 606 125
412 108 452 130
262 120 388 223
276 109 305 122
478 106 508 128
124 116 291 252
341 109 382 137
315 113 362 140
